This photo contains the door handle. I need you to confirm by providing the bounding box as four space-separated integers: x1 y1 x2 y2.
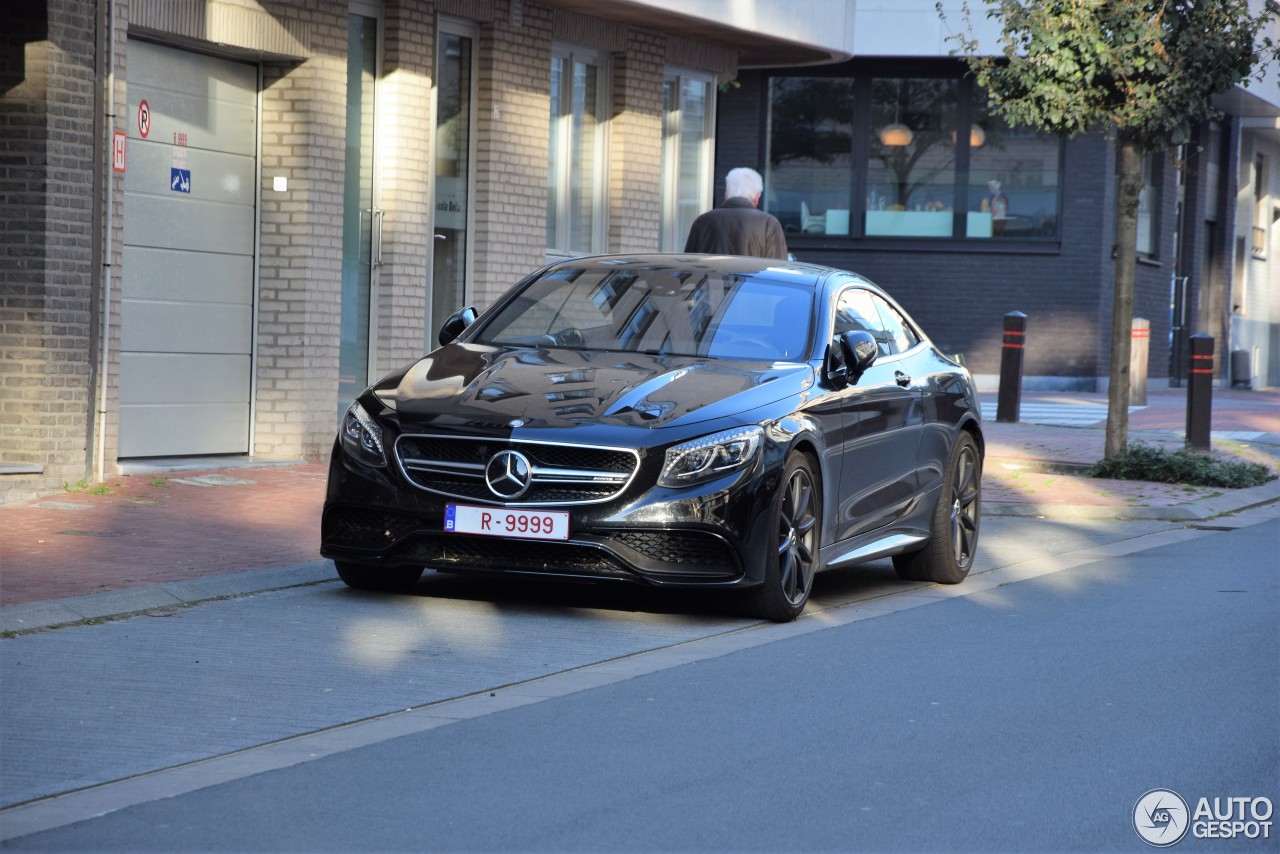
372 208 385 268
894 371 911 387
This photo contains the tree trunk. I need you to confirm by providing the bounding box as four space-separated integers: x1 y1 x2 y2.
1106 139 1143 459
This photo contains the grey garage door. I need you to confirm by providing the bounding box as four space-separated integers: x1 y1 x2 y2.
120 41 257 458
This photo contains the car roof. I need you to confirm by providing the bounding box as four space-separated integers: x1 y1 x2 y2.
544 253 872 287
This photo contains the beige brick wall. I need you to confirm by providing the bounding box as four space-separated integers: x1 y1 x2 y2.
471 1 555 310
255 3 348 460
608 28 665 253
374 0 434 373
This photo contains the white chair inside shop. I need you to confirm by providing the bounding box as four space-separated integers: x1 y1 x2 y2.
801 201 825 233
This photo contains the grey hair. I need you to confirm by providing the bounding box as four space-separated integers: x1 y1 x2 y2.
724 167 764 200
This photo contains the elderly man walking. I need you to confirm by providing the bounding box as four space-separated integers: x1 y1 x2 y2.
684 167 788 259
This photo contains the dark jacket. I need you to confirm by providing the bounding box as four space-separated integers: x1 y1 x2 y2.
684 197 789 259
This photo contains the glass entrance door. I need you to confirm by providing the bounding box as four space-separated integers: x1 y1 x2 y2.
430 20 476 344
339 12 379 415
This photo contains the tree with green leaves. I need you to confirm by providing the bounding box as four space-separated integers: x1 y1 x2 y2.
945 0 1280 458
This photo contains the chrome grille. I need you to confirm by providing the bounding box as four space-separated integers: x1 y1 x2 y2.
395 434 640 506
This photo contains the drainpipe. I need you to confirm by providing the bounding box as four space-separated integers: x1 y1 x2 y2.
91 0 117 483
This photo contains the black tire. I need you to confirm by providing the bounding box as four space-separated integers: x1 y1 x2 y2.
334 561 423 593
893 431 981 584
750 454 821 622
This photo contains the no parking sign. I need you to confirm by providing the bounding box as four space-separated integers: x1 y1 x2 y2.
137 99 151 138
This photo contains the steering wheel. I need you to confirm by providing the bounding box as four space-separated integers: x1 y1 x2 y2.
548 327 584 347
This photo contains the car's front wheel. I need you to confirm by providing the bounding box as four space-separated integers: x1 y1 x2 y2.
334 561 423 593
893 431 981 584
751 453 821 622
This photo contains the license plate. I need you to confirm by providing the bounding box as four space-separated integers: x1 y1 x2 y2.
444 504 570 541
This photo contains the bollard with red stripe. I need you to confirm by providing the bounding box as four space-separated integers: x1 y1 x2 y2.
1129 318 1149 406
1186 333 1214 451
996 311 1027 423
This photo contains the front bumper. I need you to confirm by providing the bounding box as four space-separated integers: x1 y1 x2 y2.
319 445 779 588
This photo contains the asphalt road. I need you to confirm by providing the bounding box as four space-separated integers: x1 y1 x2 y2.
2 514 1277 851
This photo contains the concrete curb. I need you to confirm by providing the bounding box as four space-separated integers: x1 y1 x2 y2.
0 561 338 635
985 476 1280 521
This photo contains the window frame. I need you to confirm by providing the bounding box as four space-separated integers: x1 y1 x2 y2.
547 44 610 260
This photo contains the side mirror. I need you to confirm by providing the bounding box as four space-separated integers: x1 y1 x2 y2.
824 342 849 386
438 306 478 346
839 330 878 381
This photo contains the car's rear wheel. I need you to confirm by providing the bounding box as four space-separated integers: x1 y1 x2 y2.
894 431 981 584
334 561 423 593
751 454 820 622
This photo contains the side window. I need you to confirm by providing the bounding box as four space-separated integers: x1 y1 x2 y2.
871 295 920 355
834 288 892 356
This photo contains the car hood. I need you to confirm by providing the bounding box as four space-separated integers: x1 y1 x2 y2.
382 343 813 431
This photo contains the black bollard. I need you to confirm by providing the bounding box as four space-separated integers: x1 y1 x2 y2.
1186 334 1214 452
996 311 1027 423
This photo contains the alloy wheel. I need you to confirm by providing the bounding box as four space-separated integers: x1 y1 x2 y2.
949 443 980 567
776 466 818 606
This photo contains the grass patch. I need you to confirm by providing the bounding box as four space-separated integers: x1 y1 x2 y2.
1088 441 1277 489
63 478 116 496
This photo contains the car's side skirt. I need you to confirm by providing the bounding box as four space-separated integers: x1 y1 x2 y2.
822 532 929 569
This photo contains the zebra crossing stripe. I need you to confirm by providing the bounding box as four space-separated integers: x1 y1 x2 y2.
979 403 1144 427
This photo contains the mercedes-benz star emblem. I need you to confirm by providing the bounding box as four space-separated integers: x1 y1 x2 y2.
485 450 533 499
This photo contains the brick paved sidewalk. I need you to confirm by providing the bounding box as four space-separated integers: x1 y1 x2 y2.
1 465 327 606
982 424 1273 512
980 387 1280 516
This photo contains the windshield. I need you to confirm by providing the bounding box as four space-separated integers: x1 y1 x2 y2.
475 265 813 361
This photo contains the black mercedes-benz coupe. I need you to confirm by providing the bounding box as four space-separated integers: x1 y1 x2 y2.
321 254 983 621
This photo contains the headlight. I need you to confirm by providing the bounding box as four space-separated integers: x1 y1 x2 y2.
658 426 763 487
341 401 386 467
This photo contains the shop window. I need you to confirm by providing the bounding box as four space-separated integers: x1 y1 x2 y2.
763 69 1061 242
968 102 1060 239
660 71 715 250
866 77 958 237
764 77 855 237
548 46 607 257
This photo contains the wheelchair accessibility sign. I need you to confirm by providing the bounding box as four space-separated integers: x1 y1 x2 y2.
170 168 191 193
